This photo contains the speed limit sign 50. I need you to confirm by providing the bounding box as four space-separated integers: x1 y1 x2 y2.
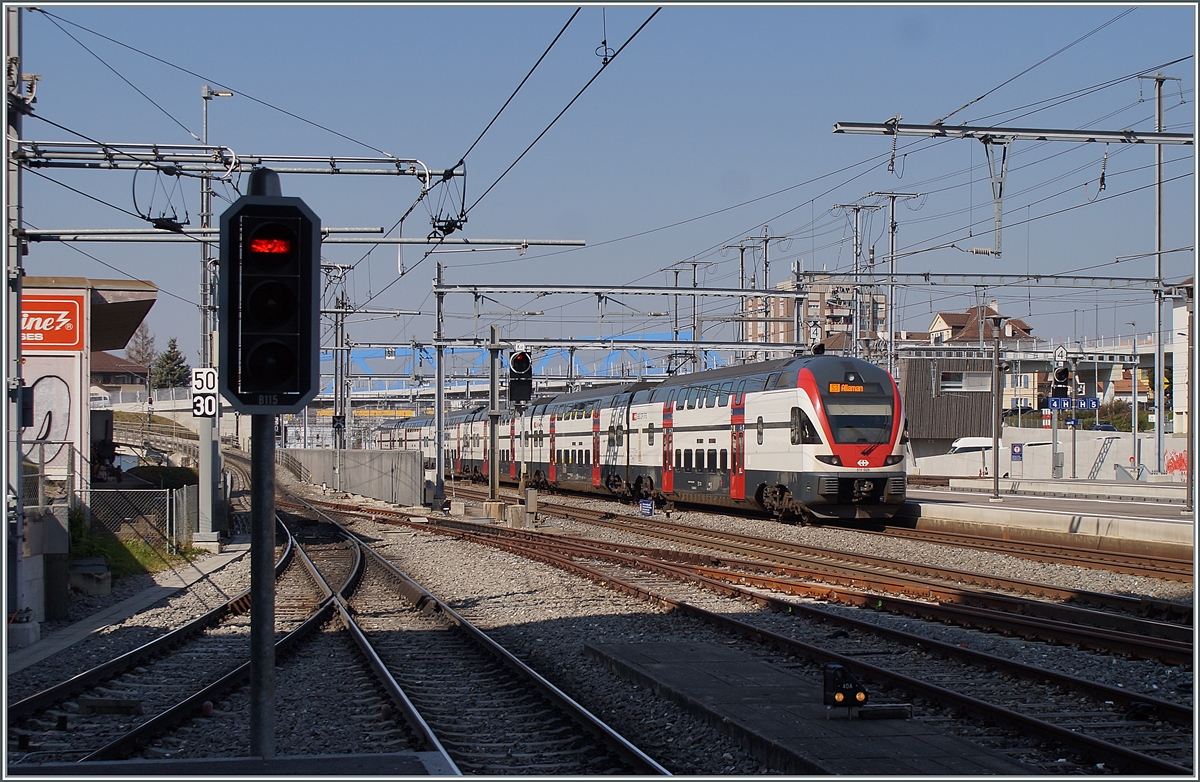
192 368 218 418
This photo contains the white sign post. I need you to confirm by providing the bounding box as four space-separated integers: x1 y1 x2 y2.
192 367 218 418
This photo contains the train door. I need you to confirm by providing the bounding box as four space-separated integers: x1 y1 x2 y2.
509 418 517 480
661 399 674 493
481 419 489 478
730 392 746 499
591 407 601 487
549 412 557 483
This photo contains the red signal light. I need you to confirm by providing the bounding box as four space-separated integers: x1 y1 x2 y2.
250 237 293 254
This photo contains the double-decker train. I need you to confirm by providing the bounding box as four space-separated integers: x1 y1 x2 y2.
377 354 907 523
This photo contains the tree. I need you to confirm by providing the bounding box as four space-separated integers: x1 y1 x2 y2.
151 337 191 388
125 322 156 368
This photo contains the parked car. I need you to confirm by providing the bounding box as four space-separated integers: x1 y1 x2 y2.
1089 422 1118 431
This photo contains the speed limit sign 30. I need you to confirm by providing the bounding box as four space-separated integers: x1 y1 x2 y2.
192 367 218 418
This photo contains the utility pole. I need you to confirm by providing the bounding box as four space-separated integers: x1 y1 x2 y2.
867 192 919 377
721 242 754 362
1137 71 1180 475
831 203 883 358
434 261 446 503
748 227 787 348
196 84 231 552
6 6 33 643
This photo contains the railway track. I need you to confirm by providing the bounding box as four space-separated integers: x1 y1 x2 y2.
304 495 1193 775
864 525 1194 582
316 493 1192 653
6 520 314 764
278 494 669 775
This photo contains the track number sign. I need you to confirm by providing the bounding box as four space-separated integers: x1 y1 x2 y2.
192 368 218 418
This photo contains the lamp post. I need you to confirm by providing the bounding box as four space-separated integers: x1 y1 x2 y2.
989 315 1007 500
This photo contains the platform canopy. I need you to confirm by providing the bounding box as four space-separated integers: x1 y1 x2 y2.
23 277 158 351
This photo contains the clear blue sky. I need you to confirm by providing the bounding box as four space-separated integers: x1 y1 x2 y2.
15 3 1197 367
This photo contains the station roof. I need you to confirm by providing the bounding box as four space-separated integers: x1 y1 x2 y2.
23 277 157 352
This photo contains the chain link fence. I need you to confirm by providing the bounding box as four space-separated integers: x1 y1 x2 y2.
88 487 195 553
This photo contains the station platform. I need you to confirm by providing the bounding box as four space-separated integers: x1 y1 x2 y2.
899 481 1194 556
946 476 1188 503
6 751 456 776
6 540 251 674
585 640 1033 775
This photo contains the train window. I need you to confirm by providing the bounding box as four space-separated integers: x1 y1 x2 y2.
585 449 591 465
718 382 732 407
705 387 718 408
707 449 718 471
675 449 682 469
556 449 562 464
683 450 693 471
719 449 728 471
790 407 822 445
666 389 678 407
695 449 704 470
756 416 765 445
735 379 747 397
608 424 616 448
765 373 781 390
647 423 655 446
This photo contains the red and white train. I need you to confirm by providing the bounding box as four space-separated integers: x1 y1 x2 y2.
377 354 907 523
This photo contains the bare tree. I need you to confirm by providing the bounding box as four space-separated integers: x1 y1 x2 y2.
126 322 156 368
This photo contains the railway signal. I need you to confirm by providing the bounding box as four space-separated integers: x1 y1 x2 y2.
509 349 533 404
1050 364 1072 398
823 663 868 710
218 184 321 414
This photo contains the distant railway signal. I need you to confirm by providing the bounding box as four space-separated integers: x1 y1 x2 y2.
219 190 320 414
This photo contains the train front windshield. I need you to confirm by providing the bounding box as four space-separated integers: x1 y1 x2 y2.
818 377 894 444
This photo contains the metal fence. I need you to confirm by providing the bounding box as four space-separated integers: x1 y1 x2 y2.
21 441 80 510
88 486 196 553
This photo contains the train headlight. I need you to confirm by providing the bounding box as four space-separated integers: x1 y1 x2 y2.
815 454 842 466
884 455 904 465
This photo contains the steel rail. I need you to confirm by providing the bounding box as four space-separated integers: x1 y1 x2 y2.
77 517 339 762
869 525 1193 581
288 494 671 775
6 524 291 722
278 500 459 769
367 512 1191 775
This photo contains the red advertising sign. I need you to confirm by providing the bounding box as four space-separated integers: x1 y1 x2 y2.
21 294 85 351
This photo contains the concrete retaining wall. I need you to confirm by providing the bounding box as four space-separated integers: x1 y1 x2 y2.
911 427 1189 481
281 449 424 507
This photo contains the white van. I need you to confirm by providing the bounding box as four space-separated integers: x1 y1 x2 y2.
89 387 112 410
947 437 993 455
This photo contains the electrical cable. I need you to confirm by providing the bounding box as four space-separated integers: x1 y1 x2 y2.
24 167 157 222
458 7 581 164
932 7 1137 126
23 220 198 307
34 8 398 158
39 11 199 141
465 7 661 216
